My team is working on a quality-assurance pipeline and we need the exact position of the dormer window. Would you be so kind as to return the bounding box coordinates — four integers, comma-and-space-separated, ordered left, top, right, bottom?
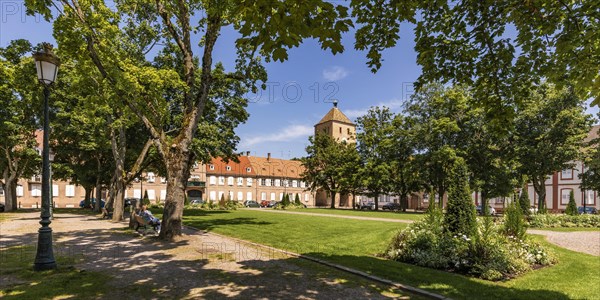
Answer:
209, 165, 215, 170
246, 167, 251, 172
226, 166, 232, 171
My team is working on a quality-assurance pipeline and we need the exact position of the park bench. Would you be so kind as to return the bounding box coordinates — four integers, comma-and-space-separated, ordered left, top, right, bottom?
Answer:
133, 213, 160, 235
101, 208, 112, 219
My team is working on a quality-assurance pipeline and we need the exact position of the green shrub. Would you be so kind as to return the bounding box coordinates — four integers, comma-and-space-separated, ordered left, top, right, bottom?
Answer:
519, 189, 530, 216
564, 191, 578, 216
527, 214, 600, 228
444, 159, 477, 237
282, 193, 291, 207
386, 212, 556, 281
503, 199, 527, 240
184, 195, 190, 206
294, 193, 301, 205
219, 193, 226, 208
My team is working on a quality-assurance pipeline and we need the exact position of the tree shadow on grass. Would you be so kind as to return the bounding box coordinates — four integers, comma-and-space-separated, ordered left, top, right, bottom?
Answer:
302, 253, 571, 300
183, 217, 272, 232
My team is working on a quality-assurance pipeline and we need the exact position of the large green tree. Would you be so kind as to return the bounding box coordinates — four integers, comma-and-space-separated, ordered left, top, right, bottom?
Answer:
302, 134, 359, 209
356, 107, 395, 211
405, 84, 472, 207
0, 40, 42, 211
26, 0, 352, 239
352, 1, 600, 116
515, 84, 592, 211
389, 114, 420, 212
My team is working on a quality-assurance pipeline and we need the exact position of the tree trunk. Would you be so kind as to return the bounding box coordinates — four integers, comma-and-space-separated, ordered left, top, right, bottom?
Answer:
329, 190, 336, 209
352, 193, 356, 210
84, 187, 93, 208
374, 194, 379, 210
159, 152, 192, 240
400, 194, 408, 212
533, 178, 546, 213
437, 186, 445, 208
3, 170, 18, 211
481, 190, 488, 216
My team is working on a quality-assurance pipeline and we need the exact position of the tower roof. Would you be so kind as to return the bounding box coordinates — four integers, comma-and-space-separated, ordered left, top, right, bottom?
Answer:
315, 105, 354, 126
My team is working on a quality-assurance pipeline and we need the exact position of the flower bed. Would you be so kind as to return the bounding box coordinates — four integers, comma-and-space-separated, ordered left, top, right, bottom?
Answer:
527, 214, 600, 228
384, 211, 556, 281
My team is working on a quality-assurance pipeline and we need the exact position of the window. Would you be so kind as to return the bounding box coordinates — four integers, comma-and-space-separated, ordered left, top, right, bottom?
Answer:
218, 176, 225, 185
226, 166, 232, 171
266, 179, 272, 186
147, 189, 156, 200
585, 190, 595, 205
209, 165, 215, 170
246, 178, 253, 186
52, 185, 59, 197
282, 179, 288, 187
65, 185, 75, 197
237, 177, 244, 186
209, 176, 217, 185
237, 192, 243, 201
229, 191, 234, 200
339, 127, 342, 133
161, 177, 167, 184
292, 180, 298, 188
193, 161, 199, 169
304, 194, 309, 202
16, 185, 24, 197
270, 192, 276, 201
260, 179, 266, 186
227, 176, 234, 186
31, 175, 42, 182
147, 172, 155, 183
261, 192, 267, 201
133, 189, 141, 199
274, 179, 281, 187
280, 193, 284, 200
561, 189, 573, 205
160, 190, 167, 200
300, 181, 305, 188
210, 191, 216, 201
561, 169, 573, 180
495, 197, 504, 204
30, 184, 42, 197
218, 191, 224, 200
247, 192, 253, 201
347, 128, 351, 135
246, 167, 251, 172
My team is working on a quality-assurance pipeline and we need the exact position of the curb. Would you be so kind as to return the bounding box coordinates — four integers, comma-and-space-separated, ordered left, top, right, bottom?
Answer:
183, 225, 450, 300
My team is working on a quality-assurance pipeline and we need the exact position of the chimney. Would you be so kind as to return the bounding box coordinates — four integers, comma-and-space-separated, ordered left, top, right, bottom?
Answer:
246, 151, 250, 156
267, 153, 271, 160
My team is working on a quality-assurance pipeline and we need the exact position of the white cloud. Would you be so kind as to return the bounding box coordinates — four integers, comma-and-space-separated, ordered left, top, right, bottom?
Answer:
322, 66, 349, 81
241, 124, 313, 147
344, 98, 405, 120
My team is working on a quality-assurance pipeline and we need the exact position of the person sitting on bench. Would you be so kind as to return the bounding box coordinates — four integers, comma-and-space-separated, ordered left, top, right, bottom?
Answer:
138, 204, 161, 231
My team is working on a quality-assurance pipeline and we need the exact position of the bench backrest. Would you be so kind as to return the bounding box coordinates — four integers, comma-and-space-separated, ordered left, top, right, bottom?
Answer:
134, 214, 149, 225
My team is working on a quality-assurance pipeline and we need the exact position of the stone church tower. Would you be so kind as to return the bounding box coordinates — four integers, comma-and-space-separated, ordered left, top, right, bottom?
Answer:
314, 100, 356, 143
313, 101, 356, 207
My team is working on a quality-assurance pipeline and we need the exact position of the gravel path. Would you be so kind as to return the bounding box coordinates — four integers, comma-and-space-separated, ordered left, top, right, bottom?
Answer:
247, 208, 415, 223
0, 212, 416, 299
527, 229, 600, 256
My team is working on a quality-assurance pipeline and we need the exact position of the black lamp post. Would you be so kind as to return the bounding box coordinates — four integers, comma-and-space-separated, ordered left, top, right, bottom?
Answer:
33, 43, 60, 271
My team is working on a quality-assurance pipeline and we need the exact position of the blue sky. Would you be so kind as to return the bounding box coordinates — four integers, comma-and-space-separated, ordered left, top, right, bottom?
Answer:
1, 2, 596, 159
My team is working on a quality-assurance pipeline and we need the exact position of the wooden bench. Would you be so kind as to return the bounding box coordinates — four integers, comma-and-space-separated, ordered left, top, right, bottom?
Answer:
133, 214, 160, 235
102, 208, 113, 219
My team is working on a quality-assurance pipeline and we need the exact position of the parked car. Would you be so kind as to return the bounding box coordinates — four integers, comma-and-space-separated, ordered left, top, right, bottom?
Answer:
382, 202, 402, 211
190, 199, 204, 206
267, 201, 279, 208
243, 200, 260, 208
476, 205, 496, 216
358, 202, 376, 210
79, 198, 105, 208
0, 202, 5, 212
260, 200, 270, 207
578, 206, 598, 214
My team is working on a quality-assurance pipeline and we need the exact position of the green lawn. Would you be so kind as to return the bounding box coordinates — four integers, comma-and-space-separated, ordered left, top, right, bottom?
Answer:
181, 209, 600, 300
0, 246, 110, 299
288, 207, 425, 221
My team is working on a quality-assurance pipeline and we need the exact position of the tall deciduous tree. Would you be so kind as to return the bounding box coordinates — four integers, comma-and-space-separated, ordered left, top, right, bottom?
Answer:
26, 0, 352, 239
352, 1, 600, 115
356, 107, 395, 211
302, 134, 359, 209
389, 114, 420, 212
0, 40, 42, 211
405, 84, 472, 207
515, 84, 592, 212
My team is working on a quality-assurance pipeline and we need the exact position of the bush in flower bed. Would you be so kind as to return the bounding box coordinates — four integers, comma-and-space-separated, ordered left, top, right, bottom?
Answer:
527, 213, 600, 228
384, 208, 556, 281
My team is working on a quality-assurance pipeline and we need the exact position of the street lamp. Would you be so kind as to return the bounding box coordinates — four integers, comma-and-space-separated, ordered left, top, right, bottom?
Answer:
33, 43, 60, 271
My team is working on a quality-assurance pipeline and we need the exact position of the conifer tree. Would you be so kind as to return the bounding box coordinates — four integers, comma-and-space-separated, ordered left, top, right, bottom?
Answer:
444, 158, 477, 236
565, 190, 578, 216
